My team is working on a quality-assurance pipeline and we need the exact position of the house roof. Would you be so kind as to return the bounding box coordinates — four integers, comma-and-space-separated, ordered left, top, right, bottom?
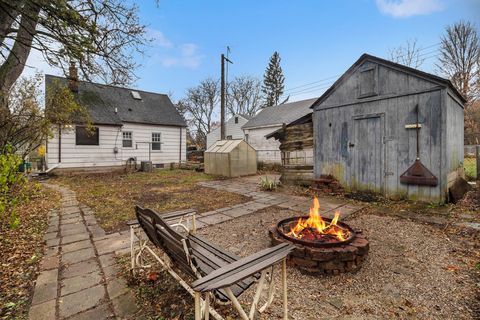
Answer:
45, 75, 187, 127
242, 98, 317, 129
311, 53, 466, 109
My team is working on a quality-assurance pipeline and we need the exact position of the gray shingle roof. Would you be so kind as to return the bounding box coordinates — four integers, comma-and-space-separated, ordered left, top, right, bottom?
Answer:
241, 98, 317, 129
45, 75, 187, 127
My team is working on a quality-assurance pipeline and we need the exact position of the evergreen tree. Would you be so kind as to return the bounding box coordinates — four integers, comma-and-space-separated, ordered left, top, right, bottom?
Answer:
262, 51, 285, 107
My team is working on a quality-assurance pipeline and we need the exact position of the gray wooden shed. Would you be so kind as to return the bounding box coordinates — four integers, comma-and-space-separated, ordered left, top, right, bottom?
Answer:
312, 54, 465, 203
204, 139, 257, 177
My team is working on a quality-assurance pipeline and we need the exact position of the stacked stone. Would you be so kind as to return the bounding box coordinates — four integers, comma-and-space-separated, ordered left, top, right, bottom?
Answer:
269, 227, 369, 275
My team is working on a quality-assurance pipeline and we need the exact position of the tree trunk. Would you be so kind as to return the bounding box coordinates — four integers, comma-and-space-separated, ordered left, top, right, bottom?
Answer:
0, 2, 40, 148
0, 2, 40, 102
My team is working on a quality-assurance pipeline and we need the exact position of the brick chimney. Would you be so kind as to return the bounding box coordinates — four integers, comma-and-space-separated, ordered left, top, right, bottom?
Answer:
68, 62, 78, 92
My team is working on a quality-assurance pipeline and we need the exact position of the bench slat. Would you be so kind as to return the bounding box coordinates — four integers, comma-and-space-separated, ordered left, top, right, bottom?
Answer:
192, 243, 293, 292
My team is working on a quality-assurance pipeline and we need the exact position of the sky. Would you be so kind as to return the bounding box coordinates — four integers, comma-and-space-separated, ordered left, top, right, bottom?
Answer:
23, 0, 480, 105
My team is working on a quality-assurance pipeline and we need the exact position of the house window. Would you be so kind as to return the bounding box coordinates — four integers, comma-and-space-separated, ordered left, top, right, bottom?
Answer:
358, 67, 377, 98
122, 131, 132, 148
235, 117, 239, 124
226, 135, 232, 140
75, 126, 99, 145
152, 132, 162, 150
245, 134, 249, 142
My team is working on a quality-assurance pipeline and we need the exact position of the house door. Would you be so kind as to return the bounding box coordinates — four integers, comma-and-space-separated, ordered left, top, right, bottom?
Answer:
353, 115, 383, 193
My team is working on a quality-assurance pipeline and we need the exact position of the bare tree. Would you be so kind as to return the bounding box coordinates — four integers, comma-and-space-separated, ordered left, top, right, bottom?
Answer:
437, 20, 480, 105
1, 74, 88, 156
178, 78, 219, 148
0, 1, 149, 112
389, 39, 425, 69
226, 75, 264, 117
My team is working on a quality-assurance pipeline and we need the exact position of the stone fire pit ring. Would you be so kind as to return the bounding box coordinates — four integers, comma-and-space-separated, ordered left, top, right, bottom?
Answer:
269, 221, 369, 275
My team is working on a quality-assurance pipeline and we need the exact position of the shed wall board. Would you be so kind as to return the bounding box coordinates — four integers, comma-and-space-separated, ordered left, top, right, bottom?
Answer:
313, 58, 462, 202
445, 90, 465, 187
46, 123, 186, 169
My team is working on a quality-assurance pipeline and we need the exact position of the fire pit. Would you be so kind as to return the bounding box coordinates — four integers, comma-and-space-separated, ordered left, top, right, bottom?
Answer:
269, 198, 369, 275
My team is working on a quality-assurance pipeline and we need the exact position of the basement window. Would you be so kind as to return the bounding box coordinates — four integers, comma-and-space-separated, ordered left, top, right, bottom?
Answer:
122, 131, 133, 148
358, 67, 378, 98
152, 132, 162, 150
75, 126, 99, 146
226, 135, 232, 140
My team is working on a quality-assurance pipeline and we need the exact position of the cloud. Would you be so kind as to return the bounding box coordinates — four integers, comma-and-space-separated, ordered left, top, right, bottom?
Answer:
148, 29, 173, 49
158, 43, 203, 69
146, 28, 203, 69
376, 0, 444, 18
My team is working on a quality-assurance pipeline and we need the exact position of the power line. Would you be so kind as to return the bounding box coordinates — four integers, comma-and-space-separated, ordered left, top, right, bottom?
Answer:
284, 74, 341, 92
283, 43, 441, 94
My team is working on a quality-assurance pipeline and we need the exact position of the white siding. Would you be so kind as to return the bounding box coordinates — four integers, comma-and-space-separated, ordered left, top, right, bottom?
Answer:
206, 115, 249, 149
243, 125, 282, 163
46, 123, 186, 169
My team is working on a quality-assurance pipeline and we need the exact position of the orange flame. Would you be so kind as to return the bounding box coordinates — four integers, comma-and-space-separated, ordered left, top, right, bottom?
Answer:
287, 197, 349, 242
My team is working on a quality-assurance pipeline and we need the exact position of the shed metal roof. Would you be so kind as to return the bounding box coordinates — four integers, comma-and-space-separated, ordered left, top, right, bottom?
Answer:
242, 98, 317, 129
45, 75, 187, 127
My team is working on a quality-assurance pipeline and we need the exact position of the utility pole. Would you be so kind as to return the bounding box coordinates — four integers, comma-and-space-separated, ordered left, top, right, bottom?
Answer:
221, 54, 225, 140
220, 52, 233, 140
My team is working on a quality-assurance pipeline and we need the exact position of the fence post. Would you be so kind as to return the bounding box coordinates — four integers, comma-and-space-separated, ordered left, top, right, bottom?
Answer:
476, 145, 480, 187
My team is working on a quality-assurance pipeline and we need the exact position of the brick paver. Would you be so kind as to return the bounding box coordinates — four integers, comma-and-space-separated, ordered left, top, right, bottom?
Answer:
29, 184, 138, 320
29, 175, 363, 320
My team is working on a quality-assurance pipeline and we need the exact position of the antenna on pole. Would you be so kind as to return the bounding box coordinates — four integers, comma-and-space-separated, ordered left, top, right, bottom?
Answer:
220, 47, 233, 140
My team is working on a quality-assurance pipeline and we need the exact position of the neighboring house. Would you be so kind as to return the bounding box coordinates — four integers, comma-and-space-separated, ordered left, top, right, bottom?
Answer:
45, 73, 187, 172
242, 98, 317, 163
206, 114, 251, 149
312, 53, 465, 203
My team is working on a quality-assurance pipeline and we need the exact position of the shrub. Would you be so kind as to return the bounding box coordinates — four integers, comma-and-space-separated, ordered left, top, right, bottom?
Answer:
259, 175, 279, 191
0, 148, 27, 228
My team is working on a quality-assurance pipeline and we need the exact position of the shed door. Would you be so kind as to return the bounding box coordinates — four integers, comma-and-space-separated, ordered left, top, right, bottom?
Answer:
353, 115, 383, 193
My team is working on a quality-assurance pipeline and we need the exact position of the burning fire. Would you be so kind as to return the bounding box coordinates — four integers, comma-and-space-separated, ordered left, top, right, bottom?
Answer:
287, 197, 350, 242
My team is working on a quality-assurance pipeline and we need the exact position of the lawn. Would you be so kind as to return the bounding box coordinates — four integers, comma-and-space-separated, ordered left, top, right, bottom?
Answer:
54, 169, 250, 232
0, 184, 61, 319
464, 157, 477, 180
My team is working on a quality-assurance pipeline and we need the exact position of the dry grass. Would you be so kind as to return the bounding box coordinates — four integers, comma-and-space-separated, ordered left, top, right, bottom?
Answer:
54, 169, 250, 232
0, 184, 61, 319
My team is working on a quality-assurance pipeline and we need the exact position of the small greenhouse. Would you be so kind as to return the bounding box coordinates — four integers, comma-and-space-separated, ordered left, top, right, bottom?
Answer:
204, 139, 257, 177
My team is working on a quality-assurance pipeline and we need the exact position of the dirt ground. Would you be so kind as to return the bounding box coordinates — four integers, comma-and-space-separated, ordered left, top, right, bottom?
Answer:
197, 206, 479, 320
54, 169, 250, 232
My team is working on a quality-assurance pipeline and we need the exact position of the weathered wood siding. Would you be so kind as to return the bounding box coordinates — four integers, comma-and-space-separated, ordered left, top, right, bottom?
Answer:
314, 59, 463, 202
445, 90, 465, 187
46, 123, 186, 169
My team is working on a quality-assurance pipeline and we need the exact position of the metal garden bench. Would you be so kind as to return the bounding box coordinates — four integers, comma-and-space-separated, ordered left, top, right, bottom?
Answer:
129, 205, 294, 320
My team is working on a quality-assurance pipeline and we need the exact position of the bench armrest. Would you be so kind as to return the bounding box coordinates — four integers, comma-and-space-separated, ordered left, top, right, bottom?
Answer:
192, 243, 293, 292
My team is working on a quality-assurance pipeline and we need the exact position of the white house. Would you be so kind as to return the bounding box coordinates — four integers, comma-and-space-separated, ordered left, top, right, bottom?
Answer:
206, 114, 251, 149
241, 98, 317, 163
45, 74, 187, 172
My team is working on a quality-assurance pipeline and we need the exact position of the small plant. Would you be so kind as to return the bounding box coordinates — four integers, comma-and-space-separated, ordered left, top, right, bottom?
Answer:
0, 146, 28, 228
259, 175, 279, 191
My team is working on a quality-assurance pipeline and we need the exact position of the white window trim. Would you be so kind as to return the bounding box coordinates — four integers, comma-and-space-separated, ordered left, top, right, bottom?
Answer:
151, 132, 162, 151
122, 131, 133, 149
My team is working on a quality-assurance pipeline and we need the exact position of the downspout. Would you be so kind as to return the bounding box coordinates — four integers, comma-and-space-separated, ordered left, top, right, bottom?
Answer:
179, 127, 182, 163
58, 124, 62, 163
